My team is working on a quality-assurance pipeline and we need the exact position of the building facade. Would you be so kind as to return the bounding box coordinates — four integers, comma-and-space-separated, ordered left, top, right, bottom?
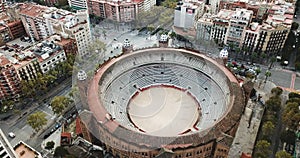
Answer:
0, 55, 21, 100
174, 0, 204, 29
69, 0, 88, 10
196, 1, 293, 57
16, 3, 91, 57
0, 13, 26, 46
87, 0, 142, 22
224, 8, 253, 47
30, 40, 67, 74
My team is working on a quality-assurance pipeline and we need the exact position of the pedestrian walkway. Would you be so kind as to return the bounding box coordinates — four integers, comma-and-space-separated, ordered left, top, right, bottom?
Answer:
228, 80, 276, 157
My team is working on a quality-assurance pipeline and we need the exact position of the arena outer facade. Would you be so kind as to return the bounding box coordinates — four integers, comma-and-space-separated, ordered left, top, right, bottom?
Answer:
79, 47, 246, 158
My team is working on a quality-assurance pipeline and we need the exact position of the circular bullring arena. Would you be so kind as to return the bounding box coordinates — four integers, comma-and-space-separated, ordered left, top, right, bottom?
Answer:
83, 47, 246, 158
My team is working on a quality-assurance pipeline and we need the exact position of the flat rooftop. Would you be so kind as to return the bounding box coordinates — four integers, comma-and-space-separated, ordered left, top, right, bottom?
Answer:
14, 142, 41, 158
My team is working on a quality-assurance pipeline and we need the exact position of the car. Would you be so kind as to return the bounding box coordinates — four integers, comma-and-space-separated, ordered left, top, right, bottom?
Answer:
8, 132, 15, 138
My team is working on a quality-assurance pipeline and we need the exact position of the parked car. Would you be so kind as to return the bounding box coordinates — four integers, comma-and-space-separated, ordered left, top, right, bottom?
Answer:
8, 132, 15, 138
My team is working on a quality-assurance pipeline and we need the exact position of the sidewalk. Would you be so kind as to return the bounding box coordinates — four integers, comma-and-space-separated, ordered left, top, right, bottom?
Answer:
228, 80, 276, 157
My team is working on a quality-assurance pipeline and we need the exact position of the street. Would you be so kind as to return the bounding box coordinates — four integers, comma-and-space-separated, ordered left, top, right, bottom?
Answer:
0, 79, 72, 152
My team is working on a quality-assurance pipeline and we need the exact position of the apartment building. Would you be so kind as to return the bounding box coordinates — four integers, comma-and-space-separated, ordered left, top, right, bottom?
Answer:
0, 35, 69, 100
143, 0, 156, 11
69, 0, 88, 10
0, 55, 21, 100
1, 43, 40, 81
0, 129, 18, 158
0, 13, 26, 46
174, 0, 205, 29
29, 40, 66, 74
87, 0, 156, 22
196, 1, 293, 56
16, 3, 91, 57
0, 0, 7, 14
49, 34, 78, 56
225, 8, 253, 47
196, 10, 232, 43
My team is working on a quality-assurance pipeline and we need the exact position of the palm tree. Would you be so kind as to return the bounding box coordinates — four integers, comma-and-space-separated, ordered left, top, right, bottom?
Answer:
251, 52, 258, 63
255, 68, 261, 80
235, 47, 241, 59
242, 46, 250, 60
264, 70, 271, 83
268, 57, 276, 69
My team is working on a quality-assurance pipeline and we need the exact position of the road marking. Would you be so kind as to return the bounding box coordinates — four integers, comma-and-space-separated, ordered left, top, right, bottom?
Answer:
290, 73, 296, 89
38, 108, 53, 116
21, 125, 27, 130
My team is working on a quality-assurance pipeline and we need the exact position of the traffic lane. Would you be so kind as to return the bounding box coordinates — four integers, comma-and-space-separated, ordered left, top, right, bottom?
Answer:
259, 68, 292, 88
294, 76, 300, 90
9, 124, 32, 147
40, 105, 77, 141
270, 69, 293, 88
8, 106, 55, 147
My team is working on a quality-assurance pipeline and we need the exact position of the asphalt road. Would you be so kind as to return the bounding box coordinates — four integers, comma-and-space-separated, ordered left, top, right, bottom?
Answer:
0, 79, 72, 152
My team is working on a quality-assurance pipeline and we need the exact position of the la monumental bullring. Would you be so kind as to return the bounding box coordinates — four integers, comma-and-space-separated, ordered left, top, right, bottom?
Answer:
76, 47, 247, 158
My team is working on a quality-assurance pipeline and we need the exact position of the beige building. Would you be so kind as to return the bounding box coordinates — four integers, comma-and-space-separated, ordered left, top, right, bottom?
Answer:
15, 3, 91, 57
28, 40, 67, 74
196, 1, 293, 56
87, 0, 156, 22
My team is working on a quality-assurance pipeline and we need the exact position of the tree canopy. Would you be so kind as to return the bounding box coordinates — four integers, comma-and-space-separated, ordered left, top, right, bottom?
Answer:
271, 87, 283, 96
280, 130, 296, 145
27, 111, 47, 132
275, 150, 293, 158
45, 141, 55, 150
282, 102, 300, 131
262, 121, 275, 137
254, 140, 271, 158
54, 146, 69, 158
51, 96, 72, 115
292, 22, 299, 30
265, 96, 281, 112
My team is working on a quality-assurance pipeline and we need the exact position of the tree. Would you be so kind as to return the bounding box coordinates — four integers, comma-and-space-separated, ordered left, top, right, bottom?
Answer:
235, 47, 241, 59
27, 111, 47, 132
170, 32, 177, 39
262, 121, 275, 136
271, 87, 283, 96
275, 150, 293, 158
161, 0, 177, 8
269, 57, 276, 69
280, 130, 296, 145
254, 140, 271, 158
51, 96, 72, 115
54, 146, 69, 158
88, 38, 106, 55
21, 80, 36, 98
292, 22, 299, 30
251, 52, 258, 63
255, 68, 261, 80
158, 8, 174, 27
289, 92, 300, 99
45, 141, 55, 150
282, 102, 300, 130
264, 70, 271, 83
265, 96, 281, 112
242, 46, 251, 59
